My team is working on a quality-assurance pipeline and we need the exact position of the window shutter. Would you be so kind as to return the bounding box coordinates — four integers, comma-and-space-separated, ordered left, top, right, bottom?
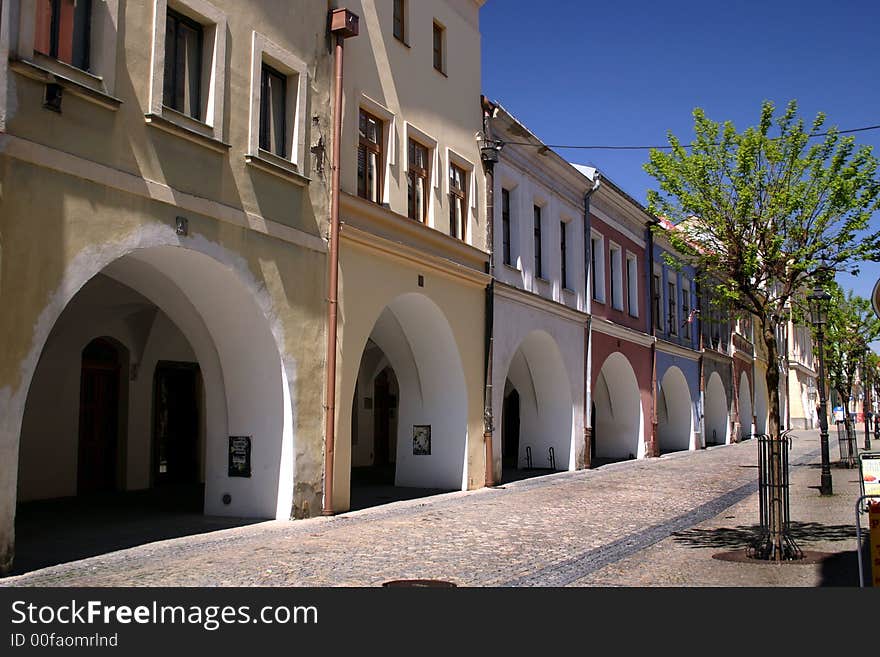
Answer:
34, 0, 54, 55
56, 0, 76, 64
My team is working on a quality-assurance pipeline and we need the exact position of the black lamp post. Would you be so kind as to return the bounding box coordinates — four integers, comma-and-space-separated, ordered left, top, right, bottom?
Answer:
808, 284, 833, 496
862, 341, 872, 451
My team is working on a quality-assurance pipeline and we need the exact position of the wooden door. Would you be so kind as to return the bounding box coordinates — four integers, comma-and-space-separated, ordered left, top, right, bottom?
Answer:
78, 340, 121, 494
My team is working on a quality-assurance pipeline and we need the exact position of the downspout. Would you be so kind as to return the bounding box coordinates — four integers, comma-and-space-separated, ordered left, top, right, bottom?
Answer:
697, 281, 705, 448
583, 173, 601, 468
480, 95, 502, 487
646, 220, 659, 457
322, 8, 358, 516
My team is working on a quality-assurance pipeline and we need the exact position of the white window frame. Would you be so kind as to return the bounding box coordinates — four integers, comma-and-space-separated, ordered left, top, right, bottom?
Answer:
148, 0, 228, 142
626, 251, 639, 317
246, 32, 309, 177
446, 147, 475, 242
9, 0, 121, 100
359, 94, 396, 205
609, 242, 623, 311
590, 231, 606, 304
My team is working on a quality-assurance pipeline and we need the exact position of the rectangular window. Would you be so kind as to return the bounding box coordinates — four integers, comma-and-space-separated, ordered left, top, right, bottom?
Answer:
358, 109, 384, 204
393, 0, 406, 42
534, 205, 543, 279
35, 0, 91, 71
501, 188, 512, 266
626, 254, 639, 317
259, 63, 286, 157
433, 22, 445, 73
591, 235, 605, 303
682, 280, 691, 339
560, 221, 568, 289
407, 138, 429, 222
667, 280, 678, 336
163, 8, 204, 120
610, 244, 623, 311
449, 162, 467, 239
653, 273, 662, 331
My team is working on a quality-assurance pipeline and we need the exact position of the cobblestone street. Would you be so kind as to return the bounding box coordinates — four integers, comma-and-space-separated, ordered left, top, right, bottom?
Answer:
1, 430, 865, 587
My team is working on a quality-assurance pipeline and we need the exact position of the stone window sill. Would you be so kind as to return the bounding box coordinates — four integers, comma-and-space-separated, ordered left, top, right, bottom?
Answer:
145, 110, 230, 154
245, 151, 310, 187
10, 58, 122, 111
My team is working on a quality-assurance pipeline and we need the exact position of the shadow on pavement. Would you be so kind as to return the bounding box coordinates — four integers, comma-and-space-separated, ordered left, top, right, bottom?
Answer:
672, 521, 857, 550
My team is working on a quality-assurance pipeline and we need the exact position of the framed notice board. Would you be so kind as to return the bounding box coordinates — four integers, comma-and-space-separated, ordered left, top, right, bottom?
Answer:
859, 452, 880, 501
229, 436, 252, 477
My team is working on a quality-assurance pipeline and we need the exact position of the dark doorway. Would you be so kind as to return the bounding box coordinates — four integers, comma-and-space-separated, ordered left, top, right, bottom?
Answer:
373, 368, 393, 468
153, 362, 201, 486
590, 402, 597, 462
502, 389, 520, 469
77, 338, 122, 494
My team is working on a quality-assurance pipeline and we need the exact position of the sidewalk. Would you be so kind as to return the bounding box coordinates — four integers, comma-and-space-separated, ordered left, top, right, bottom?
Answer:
1, 428, 870, 587
573, 429, 869, 586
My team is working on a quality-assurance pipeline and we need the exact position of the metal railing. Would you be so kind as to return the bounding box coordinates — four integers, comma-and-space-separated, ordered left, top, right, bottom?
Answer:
749, 432, 803, 561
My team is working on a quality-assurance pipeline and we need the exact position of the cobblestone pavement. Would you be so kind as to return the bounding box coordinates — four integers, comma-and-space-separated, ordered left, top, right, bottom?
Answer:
1, 429, 865, 587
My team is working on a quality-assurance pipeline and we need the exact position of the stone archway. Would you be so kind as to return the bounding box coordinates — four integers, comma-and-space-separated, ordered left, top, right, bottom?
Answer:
705, 371, 730, 445
739, 371, 753, 440
657, 366, 693, 453
593, 352, 644, 460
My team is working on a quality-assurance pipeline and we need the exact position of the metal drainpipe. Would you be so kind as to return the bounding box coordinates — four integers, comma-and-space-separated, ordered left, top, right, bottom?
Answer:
646, 220, 658, 457
323, 8, 358, 516
480, 96, 500, 487
583, 174, 600, 468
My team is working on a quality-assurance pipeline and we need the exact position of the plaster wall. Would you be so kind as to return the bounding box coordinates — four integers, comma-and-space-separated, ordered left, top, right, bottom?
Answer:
589, 214, 647, 332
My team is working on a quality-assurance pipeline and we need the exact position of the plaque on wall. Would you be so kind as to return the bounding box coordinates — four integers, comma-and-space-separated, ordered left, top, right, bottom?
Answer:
413, 425, 431, 456
229, 436, 252, 477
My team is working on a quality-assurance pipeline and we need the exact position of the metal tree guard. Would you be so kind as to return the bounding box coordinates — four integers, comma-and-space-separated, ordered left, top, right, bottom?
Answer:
749, 432, 803, 561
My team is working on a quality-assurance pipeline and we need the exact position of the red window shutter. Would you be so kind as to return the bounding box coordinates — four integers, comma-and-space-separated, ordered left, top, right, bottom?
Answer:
56, 0, 76, 64
34, 0, 53, 55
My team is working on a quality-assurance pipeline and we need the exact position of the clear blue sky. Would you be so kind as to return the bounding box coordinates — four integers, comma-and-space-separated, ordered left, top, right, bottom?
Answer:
480, 0, 880, 308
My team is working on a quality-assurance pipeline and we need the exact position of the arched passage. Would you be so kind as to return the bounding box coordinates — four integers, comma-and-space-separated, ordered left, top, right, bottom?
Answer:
705, 371, 730, 445
593, 352, 643, 460
499, 330, 573, 479
657, 366, 693, 453
348, 293, 468, 507
739, 372, 753, 440
13, 245, 294, 573
755, 372, 769, 435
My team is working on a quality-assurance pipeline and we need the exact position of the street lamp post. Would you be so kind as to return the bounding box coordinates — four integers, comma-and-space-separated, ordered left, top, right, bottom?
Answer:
862, 342, 871, 451
808, 284, 833, 496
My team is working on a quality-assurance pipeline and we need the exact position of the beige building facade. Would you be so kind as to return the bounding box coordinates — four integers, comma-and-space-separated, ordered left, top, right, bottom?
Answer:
0, 0, 336, 573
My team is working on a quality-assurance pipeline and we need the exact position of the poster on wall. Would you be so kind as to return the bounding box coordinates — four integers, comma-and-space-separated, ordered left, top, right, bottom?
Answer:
413, 425, 431, 456
860, 452, 880, 500
229, 436, 252, 477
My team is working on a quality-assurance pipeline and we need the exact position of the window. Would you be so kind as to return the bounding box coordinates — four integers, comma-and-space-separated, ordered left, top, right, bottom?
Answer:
147, 0, 228, 142
163, 8, 203, 120
432, 21, 445, 74
590, 234, 605, 303
449, 162, 467, 239
682, 279, 691, 339
359, 109, 384, 203
393, 0, 407, 43
35, 0, 92, 71
534, 205, 543, 279
259, 63, 286, 156
667, 279, 678, 336
626, 253, 639, 317
560, 221, 568, 289
247, 32, 309, 174
653, 272, 662, 331
407, 138, 429, 222
501, 188, 512, 266
610, 244, 623, 310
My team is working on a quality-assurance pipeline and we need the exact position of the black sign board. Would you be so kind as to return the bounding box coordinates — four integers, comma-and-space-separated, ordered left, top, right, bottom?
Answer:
228, 436, 252, 477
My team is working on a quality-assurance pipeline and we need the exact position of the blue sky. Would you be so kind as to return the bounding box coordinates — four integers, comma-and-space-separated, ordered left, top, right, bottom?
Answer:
480, 0, 880, 306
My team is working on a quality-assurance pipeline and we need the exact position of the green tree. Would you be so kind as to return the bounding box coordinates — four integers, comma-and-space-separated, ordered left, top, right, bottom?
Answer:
645, 100, 880, 561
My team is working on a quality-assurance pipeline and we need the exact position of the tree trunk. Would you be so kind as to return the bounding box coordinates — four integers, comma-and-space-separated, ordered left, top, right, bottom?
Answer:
761, 321, 787, 562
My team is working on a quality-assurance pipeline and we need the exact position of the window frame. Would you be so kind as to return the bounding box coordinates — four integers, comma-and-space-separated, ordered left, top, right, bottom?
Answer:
560, 220, 569, 290
626, 251, 639, 318
652, 268, 662, 332
163, 7, 204, 120
247, 32, 310, 176
682, 278, 691, 339
501, 188, 512, 266
448, 161, 467, 240
147, 0, 228, 143
392, 0, 408, 44
609, 242, 624, 311
358, 108, 385, 205
590, 232, 606, 304
34, 0, 92, 71
667, 278, 679, 336
407, 137, 430, 223
534, 204, 544, 280
432, 20, 446, 75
